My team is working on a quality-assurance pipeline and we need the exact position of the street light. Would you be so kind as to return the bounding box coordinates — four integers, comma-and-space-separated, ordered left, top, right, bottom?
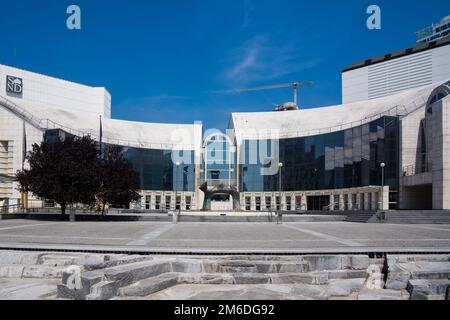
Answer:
380, 162, 386, 211
173, 161, 181, 223
277, 162, 283, 224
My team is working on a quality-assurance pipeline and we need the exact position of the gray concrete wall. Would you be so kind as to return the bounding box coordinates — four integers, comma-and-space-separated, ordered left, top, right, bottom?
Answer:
431, 97, 450, 209
398, 107, 427, 209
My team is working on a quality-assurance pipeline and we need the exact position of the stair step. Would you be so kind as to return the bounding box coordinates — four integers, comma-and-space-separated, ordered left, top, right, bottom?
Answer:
118, 273, 179, 297
103, 260, 171, 286
86, 281, 118, 300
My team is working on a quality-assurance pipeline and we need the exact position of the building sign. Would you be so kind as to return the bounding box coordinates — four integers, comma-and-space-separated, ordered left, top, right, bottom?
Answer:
6, 75, 23, 95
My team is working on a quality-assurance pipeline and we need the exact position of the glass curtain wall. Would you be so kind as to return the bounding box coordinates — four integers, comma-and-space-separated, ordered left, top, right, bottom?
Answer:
240, 116, 399, 194
123, 148, 195, 192
44, 130, 196, 192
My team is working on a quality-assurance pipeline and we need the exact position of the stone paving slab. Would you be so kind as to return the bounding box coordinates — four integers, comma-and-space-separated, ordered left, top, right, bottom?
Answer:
0, 278, 59, 300
118, 283, 332, 300
0, 220, 450, 252
1, 250, 449, 300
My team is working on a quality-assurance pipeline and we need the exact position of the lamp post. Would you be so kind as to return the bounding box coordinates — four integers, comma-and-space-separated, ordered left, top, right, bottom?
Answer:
173, 161, 180, 223
277, 162, 283, 224
380, 162, 386, 211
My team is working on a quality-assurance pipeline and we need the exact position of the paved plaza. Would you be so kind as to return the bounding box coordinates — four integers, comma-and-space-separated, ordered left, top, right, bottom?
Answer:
0, 219, 450, 252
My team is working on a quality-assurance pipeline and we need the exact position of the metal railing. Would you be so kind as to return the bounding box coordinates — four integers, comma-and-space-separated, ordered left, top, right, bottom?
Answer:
403, 162, 431, 177
0, 204, 23, 214
236, 95, 429, 140
0, 94, 195, 150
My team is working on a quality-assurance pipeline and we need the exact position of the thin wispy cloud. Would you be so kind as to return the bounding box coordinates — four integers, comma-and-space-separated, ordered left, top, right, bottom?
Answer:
241, 0, 254, 29
222, 34, 321, 88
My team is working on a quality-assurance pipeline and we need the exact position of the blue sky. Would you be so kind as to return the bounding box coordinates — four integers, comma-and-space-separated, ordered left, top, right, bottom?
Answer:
1, 1, 449, 129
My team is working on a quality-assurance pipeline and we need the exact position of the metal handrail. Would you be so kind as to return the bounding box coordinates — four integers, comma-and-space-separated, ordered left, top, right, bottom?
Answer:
0, 204, 23, 214
0, 94, 195, 150
403, 162, 431, 177
236, 95, 428, 140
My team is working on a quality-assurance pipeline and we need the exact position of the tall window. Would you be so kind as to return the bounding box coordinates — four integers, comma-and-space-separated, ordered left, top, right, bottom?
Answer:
203, 133, 236, 188
240, 116, 399, 196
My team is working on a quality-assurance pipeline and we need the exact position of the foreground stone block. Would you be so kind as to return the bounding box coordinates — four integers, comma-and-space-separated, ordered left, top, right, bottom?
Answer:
57, 268, 103, 299
0, 251, 42, 265
358, 289, 407, 300
85, 281, 119, 300
171, 259, 203, 273
79, 255, 107, 270
327, 278, 366, 297
270, 272, 328, 285
233, 273, 270, 284
0, 265, 25, 278
178, 273, 235, 285
119, 273, 179, 297
351, 256, 370, 270
219, 261, 258, 273
254, 262, 277, 273
303, 255, 350, 271
101, 255, 151, 270
104, 260, 171, 286
385, 272, 411, 290
22, 265, 64, 279
327, 270, 368, 280
407, 279, 450, 300
277, 262, 310, 273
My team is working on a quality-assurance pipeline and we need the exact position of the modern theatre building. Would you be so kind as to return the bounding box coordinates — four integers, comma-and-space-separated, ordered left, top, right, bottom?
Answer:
1, 38, 450, 212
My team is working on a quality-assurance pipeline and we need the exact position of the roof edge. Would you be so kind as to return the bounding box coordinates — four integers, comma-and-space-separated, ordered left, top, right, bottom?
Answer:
342, 36, 450, 73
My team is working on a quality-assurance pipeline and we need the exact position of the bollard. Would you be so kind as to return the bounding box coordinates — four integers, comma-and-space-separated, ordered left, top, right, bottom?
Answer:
172, 211, 181, 224
276, 211, 283, 224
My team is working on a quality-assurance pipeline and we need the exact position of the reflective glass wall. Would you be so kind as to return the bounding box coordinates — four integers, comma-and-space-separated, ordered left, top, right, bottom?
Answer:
202, 134, 236, 186
44, 130, 196, 192
123, 148, 195, 192
240, 116, 399, 194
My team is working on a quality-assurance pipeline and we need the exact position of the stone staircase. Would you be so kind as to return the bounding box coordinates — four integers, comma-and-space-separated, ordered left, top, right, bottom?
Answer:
57, 255, 374, 300
385, 254, 450, 300
384, 211, 450, 224
344, 211, 378, 223
2, 250, 449, 300
0, 250, 152, 299
0, 251, 87, 279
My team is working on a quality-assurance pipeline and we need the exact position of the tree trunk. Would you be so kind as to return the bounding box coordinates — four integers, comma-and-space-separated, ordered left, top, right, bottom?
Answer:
61, 204, 66, 215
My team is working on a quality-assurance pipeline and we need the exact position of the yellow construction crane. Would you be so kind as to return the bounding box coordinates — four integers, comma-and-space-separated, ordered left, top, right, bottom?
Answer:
235, 81, 313, 111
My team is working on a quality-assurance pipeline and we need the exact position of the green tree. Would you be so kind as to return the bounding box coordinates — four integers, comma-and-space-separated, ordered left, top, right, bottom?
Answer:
97, 145, 141, 214
16, 135, 100, 215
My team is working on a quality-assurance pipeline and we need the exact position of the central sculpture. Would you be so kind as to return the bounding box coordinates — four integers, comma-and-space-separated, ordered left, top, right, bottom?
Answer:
200, 182, 240, 211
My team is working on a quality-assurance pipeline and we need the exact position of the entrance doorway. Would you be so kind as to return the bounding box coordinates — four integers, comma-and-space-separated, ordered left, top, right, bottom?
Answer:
210, 194, 233, 211
403, 185, 432, 209
307, 196, 330, 211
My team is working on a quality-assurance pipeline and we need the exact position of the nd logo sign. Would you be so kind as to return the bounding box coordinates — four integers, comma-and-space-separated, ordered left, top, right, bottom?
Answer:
6, 75, 23, 95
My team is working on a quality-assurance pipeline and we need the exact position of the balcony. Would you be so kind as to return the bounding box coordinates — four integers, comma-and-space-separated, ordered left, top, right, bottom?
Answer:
402, 163, 430, 177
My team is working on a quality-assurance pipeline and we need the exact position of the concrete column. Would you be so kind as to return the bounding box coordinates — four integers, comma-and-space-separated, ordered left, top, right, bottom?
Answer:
301, 194, 307, 211
329, 195, 334, 211
371, 192, 376, 210
339, 193, 345, 211
364, 193, 369, 210
355, 194, 361, 211
431, 98, 450, 209
380, 186, 389, 210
